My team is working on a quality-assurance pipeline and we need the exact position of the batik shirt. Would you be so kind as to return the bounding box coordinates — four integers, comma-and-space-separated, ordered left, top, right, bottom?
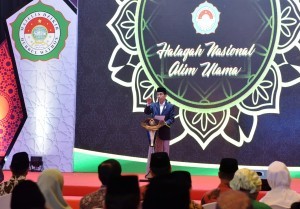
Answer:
80, 185, 106, 209
201, 182, 232, 205
0, 175, 26, 196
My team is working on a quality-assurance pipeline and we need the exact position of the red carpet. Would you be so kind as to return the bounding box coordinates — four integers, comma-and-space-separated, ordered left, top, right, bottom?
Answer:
3, 171, 300, 209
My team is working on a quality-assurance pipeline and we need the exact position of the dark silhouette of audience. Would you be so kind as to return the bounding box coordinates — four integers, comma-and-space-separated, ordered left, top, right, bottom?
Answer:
0, 165, 3, 183
11, 180, 46, 209
80, 159, 122, 209
291, 202, 300, 209
140, 152, 171, 200
172, 171, 202, 209
0, 152, 29, 196
105, 175, 140, 209
201, 158, 238, 205
3, 155, 300, 209
142, 172, 190, 209
149, 152, 171, 177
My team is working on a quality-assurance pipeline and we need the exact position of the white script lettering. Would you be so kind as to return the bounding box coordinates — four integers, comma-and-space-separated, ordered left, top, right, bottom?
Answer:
169, 61, 198, 77
205, 42, 256, 58
157, 42, 205, 62
201, 62, 242, 77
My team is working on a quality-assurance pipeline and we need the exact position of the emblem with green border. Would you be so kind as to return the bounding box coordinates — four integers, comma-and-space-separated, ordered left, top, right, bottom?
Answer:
11, 1, 70, 61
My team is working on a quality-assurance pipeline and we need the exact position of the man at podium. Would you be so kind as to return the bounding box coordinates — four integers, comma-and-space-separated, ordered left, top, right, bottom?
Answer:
144, 87, 175, 177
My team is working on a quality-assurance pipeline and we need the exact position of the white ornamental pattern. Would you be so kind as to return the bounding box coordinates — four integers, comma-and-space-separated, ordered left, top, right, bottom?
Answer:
107, 0, 300, 149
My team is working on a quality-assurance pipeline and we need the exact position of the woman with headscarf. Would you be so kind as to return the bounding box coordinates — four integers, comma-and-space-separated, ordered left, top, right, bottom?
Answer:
230, 168, 271, 209
259, 161, 300, 208
37, 169, 72, 209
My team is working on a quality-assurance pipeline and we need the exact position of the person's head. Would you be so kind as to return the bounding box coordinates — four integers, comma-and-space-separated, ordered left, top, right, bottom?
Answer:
230, 168, 262, 200
105, 175, 140, 209
143, 173, 190, 209
216, 190, 253, 209
10, 152, 29, 177
291, 202, 300, 209
218, 158, 238, 181
267, 161, 291, 189
11, 180, 46, 209
150, 152, 171, 177
171, 170, 192, 189
98, 159, 122, 185
37, 169, 69, 209
156, 87, 167, 104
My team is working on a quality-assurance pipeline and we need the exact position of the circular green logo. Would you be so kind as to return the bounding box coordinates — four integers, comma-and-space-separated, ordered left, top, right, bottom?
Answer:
11, 2, 70, 61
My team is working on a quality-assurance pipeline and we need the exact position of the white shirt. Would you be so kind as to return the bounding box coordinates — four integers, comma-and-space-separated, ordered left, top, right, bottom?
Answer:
159, 101, 165, 114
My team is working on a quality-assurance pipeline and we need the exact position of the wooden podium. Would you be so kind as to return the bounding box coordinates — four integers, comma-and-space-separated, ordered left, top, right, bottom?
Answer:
141, 118, 164, 148
141, 118, 164, 179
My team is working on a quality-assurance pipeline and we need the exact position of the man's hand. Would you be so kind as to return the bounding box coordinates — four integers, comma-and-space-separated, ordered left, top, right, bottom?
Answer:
146, 97, 152, 105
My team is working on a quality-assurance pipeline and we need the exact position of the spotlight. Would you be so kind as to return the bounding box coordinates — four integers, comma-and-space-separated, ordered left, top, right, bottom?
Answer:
30, 156, 43, 172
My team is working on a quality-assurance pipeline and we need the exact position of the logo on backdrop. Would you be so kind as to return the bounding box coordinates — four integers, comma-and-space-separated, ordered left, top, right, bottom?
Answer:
11, 1, 70, 61
192, 1, 220, 34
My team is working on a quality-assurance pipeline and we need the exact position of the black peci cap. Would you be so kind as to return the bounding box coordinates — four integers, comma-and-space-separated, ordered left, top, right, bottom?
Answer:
219, 158, 238, 174
150, 152, 170, 169
11, 152, 29, 171
107, 175, 140, 195
157, 87, 167, 94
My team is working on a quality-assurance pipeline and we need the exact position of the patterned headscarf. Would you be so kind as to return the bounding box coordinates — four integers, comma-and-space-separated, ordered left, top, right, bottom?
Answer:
230, 168, 262, 194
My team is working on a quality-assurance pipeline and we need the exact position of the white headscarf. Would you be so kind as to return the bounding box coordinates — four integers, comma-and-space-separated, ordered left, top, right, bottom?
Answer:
37, 169, 72, 209
230, 168, 262, 194
266, 161, 291, 189
259, 161, 300, 207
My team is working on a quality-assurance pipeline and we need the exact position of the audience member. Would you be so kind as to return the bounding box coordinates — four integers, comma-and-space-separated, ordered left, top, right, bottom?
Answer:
105, 175, 140, 209
149, 152, 171, 177
80, 159, 122, 209
230, 168, 271, 209
259, 161, 300, 208
142, 173, 190, 209
172, 171, 202, 209
11, 180, 47, 209
37, 168, 72, 209
0, 165, 4, 183
291, 202, 300, 209
216, 190, 253, 209
140, 152, 171, 200
0, 152, 29, 196
201, 158, 238, 205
